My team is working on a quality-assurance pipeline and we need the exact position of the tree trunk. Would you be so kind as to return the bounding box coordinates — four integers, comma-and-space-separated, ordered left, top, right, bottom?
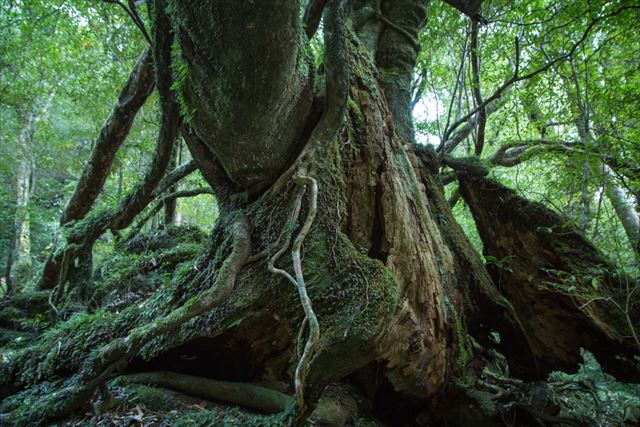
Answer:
39, 48, 155, 291
5, 1, 638, 425
5, 95, 53, 291
163, 143, 179, 227
458, 165, 639, 377
601, 163, 640, 258
4, 115, 35, 292
564, 62, 640, 258
59, 47, 155, 226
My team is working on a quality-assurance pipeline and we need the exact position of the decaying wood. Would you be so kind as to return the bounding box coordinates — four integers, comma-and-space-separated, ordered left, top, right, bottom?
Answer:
458, 167, 638, 377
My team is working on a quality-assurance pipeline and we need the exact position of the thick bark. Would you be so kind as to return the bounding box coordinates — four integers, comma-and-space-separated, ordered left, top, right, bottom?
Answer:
458, 168, 638, 377
375, 0, 428, 144
168, 0, 315, 192
5, 4, 499, 422
60, 47, 155, 225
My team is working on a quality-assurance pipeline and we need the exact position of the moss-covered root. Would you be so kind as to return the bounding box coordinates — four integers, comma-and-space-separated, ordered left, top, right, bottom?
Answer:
119, 372, 367, 426
119, 372, 292, 414
11, 214, 252, 424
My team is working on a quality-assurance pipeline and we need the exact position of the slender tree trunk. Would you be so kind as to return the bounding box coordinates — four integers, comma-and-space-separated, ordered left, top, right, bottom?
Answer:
5, 114, 36, 291
163, 143, 179, 227
563, 62, 639, 257
5, 95, 53, 290
601, 163, 640, 258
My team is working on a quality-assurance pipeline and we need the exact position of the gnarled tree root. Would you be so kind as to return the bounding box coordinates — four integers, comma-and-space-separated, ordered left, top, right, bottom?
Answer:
119, 371, 366, 426
9, 214, 252, 424
118, 371, 292, 414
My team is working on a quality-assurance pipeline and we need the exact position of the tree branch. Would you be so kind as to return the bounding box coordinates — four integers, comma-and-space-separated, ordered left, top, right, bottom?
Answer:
440, 6, 639, 151
152, 159, 198, 199
470, 19, 486, 156
60, 47, 155, 225
101, 0, 151, 44
303, 0, 328, 39
127, 187, 213, 239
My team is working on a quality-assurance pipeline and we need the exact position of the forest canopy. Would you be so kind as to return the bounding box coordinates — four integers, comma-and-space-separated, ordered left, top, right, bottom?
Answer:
0, 0, 638, 426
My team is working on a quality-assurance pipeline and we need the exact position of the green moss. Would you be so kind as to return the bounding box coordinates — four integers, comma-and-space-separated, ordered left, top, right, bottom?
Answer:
449, 299, 472, 369
116, 383, 186, 412
348, 96, 364, 123
169, 406, 288, 427
0, 380, 64, 426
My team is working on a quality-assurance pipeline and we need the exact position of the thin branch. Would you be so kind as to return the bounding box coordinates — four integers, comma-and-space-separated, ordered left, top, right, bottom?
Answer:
152, 159, 198, 199
101, 0, 151, 44
127, 187, 213, 239
442, 34, 470, 145
303, 0, 328, 39
470, 19, 486, 156
440, 6, 640, 150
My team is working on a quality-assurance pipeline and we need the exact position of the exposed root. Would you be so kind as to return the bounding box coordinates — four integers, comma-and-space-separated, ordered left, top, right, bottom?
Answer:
29, 213, 252, 422
51, 242, 84, 311
290, 175, 321, 415
268, 188, 304, 288
118, 372, 369, 426
296, 316, 308, 360
118, 371, 292, 414
266, 175, 321, 417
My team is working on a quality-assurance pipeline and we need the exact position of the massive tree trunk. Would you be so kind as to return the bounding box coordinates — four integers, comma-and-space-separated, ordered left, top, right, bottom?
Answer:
2, 1, 637, 425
